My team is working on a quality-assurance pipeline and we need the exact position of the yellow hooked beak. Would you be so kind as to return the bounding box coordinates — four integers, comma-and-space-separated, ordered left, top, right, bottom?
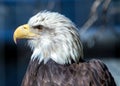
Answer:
13, 24, 37, 44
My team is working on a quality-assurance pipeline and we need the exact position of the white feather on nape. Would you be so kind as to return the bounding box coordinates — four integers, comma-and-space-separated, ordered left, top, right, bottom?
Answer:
27, 11, 83, 64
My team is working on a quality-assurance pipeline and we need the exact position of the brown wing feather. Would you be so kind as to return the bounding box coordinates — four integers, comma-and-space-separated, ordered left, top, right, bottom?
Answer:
21, 59, 116, 86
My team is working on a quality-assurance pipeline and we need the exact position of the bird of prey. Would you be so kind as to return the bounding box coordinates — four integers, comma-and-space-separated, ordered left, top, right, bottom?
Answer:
13, 11, 116, 86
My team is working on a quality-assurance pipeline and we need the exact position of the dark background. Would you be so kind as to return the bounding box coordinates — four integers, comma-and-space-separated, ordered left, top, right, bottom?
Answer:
0, 0, 120, 86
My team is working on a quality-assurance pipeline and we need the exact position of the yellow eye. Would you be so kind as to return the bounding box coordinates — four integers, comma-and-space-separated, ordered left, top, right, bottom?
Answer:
33, 25, 43, 30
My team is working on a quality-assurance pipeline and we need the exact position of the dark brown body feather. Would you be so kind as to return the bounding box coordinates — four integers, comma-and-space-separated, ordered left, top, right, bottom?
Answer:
21, 59, 116, 86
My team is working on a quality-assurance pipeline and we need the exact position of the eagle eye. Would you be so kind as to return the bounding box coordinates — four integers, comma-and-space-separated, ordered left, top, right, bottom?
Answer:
33, 25, 43, 30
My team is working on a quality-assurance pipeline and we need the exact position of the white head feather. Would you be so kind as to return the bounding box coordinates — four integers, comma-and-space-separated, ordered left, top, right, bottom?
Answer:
27, 11, 83, 64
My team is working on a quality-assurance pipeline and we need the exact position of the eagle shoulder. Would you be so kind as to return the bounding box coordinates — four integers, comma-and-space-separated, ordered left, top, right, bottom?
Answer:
21, 59, 116, 86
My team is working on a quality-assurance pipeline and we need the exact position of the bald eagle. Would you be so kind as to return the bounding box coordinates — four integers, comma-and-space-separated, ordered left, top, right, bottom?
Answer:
13, 11, 116, 86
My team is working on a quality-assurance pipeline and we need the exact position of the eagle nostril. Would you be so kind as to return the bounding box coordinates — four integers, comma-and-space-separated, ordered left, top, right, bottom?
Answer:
23, 26, 28, 30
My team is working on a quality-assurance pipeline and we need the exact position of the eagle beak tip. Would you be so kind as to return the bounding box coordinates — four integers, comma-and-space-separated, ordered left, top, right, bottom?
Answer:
13, 36, 17, 44
14, 40, 17, 44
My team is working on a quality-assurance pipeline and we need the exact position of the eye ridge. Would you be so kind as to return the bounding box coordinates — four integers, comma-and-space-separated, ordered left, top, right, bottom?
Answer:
33, 25, 43, 30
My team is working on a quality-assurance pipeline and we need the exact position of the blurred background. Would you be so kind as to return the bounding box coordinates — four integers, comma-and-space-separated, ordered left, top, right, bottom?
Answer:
0, 0, 120, 86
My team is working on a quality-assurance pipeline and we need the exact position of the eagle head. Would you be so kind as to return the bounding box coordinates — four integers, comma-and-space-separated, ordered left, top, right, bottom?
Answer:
13, 11, 83, 64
